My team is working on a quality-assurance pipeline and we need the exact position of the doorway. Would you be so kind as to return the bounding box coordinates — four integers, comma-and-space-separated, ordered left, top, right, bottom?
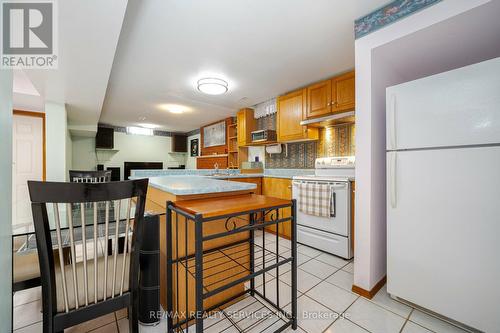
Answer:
12, 110, 45, 231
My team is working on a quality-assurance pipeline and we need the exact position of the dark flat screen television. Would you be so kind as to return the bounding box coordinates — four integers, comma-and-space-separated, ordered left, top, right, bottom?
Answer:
96, 127, 114, 149
124, 162, 163, 180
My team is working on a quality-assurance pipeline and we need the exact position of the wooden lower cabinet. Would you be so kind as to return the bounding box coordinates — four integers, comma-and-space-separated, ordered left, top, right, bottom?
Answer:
226, 177, 262, 195
262, 177, 292, 239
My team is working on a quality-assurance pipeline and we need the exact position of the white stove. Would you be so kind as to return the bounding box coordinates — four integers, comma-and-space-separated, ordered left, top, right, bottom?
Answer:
292, 156, 355, 259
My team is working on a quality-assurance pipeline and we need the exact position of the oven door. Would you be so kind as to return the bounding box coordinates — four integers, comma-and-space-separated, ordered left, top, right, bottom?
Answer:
292, 180, 350, 237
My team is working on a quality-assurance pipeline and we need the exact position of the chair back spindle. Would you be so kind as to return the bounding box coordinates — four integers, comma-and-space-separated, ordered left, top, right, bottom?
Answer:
69, 170, 112, 183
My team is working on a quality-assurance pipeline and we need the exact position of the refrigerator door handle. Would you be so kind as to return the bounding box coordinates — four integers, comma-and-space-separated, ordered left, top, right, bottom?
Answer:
390, 152, 397, 208
389, 94, 397, 150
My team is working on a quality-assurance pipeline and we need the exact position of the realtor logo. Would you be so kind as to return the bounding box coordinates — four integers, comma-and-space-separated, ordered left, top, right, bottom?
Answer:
1, 0, 58, 68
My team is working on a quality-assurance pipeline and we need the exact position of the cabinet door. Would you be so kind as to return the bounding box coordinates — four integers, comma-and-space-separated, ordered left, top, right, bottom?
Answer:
237, 110, 246, 147
262, 177, 292, 238
237, 108, 255, 147
229, 177, 262, 195
306, 79, 331, 119
332, 71, 355, 113
278, 89, 307, 141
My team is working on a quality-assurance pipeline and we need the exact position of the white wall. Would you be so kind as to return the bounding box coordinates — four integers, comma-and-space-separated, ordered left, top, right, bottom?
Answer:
186, 133, 200, 169
354, 0, 491, 291
66, 127, 73, 174
45, 102, 71, 181
73, 131, 187, 179
0, 69, 13, 331
248, 146, 265, 164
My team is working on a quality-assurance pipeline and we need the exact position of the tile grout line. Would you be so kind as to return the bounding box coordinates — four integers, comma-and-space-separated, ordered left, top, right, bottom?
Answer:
12, 297, 42, 309
13, 320, 43, 332
114, 311, 121, 333
12, 292, 42, 308
399, 318, 410, 333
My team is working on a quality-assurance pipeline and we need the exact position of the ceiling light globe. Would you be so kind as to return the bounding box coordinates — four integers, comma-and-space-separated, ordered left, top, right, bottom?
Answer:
197, 78, 228, 95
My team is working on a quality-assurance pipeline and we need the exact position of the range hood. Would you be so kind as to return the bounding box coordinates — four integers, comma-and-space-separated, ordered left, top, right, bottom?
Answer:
300, 111, 355, 127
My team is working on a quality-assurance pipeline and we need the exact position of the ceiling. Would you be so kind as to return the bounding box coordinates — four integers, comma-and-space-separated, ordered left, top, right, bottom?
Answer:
18, 0, 128, 129
99, 0, 389, 132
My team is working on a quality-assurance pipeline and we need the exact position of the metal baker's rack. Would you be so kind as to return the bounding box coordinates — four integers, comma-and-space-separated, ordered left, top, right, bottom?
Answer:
166, 198, 298, 333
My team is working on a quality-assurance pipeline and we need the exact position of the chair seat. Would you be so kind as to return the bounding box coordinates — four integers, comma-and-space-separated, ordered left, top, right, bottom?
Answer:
55, 254, 130, 312
13, 252, 40, 283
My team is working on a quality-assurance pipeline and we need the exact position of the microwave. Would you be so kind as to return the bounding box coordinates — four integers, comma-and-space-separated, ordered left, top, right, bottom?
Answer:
251, 129, 277, 143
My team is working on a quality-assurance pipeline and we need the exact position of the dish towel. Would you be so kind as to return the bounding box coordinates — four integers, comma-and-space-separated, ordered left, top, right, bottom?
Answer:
297, 182, 334, 218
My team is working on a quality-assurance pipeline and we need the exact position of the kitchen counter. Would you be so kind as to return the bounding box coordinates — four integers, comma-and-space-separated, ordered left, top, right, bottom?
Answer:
147, 175, 256, 196
131, 168, 315, 180
210, 173, 263, 179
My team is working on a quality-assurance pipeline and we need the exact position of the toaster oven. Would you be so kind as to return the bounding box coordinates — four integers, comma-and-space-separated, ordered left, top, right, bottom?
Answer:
251, 129, 277, 143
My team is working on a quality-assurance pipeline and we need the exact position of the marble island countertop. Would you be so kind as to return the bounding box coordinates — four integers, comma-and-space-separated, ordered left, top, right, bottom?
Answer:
147, 176, 257, 195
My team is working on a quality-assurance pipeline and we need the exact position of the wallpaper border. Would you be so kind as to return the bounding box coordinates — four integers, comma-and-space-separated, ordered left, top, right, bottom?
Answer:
355, 0, 443, 39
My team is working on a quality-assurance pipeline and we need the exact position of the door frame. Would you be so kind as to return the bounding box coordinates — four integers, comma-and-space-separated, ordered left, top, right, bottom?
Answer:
12, 110, 46, 181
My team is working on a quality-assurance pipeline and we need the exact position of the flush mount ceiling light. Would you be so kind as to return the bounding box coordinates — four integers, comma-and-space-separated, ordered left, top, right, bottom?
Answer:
197, 78, 228, 95
158, 104, 191, 114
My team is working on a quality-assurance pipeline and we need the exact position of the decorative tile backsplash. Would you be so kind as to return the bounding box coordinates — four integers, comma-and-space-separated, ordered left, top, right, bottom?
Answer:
265, 123, 355, 169
318, 124, 356, 157
266, 141, 318, 169
256, 114, 276, 131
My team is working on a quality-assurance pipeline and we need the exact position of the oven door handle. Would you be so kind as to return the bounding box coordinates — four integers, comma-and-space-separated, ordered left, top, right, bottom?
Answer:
330, 191, 336, 218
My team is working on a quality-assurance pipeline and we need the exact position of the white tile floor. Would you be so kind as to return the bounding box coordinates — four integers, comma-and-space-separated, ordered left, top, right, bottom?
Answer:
13, 233, 471, 333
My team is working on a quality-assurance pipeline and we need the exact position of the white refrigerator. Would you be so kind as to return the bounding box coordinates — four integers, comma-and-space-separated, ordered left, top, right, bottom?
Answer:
386, 57, 500, 332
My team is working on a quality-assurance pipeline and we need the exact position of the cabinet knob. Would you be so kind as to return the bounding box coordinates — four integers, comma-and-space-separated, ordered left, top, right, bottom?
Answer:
327, 102, 331, 106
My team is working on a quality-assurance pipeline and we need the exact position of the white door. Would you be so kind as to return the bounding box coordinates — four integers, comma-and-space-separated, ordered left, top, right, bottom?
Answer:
12, 114, 43, 229
386, 57, 500, 150
387, 146, 500, 332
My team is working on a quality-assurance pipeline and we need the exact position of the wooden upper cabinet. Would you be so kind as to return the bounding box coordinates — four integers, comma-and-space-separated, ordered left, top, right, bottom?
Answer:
306, 79, 332, 119
305, 70, 355, 119
332, 71, 355, 113
278, 89, 318, 142
237, 108, 255, 147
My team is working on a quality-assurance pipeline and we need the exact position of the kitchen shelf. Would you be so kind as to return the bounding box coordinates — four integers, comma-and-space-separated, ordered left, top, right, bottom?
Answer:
246, 140, 278, 146
228, 136, 237, 139
196, 154, 229, 158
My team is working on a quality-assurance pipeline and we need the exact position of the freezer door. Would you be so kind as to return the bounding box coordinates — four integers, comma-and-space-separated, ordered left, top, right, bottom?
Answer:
387, 147, 500, 332
386, 57, 500, 151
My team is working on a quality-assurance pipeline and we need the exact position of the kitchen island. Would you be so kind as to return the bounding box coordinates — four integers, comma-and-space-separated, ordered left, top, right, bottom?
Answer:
141, 176, 257, 311
141, 175, 297, 332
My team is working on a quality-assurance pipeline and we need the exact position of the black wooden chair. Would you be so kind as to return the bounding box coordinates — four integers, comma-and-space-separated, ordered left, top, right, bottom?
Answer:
69, 170, 112, 183
12, 170, 112, 293
28, 179, 148, 333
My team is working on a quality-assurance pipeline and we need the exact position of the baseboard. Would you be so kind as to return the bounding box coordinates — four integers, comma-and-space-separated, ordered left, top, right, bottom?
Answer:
352, 276, 386, 299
